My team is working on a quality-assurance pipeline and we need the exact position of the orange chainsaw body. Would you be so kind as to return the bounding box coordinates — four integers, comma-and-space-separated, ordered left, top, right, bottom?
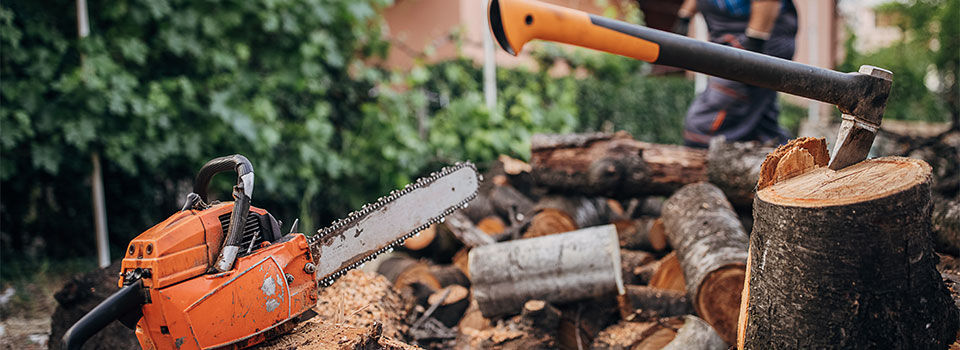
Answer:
119, 202, 318, 350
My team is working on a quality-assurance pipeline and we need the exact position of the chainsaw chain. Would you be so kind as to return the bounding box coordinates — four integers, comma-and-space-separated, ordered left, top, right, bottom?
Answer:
308, 162, 479, 287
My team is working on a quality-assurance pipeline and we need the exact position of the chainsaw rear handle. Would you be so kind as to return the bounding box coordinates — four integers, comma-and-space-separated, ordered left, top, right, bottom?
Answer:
488, 0, 891, 123
62, 279, 145, 350
193, 154, 254, 202
192, 154, 256, 272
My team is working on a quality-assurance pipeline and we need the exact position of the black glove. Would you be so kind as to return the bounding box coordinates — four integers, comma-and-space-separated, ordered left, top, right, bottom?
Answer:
742, 35, 766, 53
672, 16, 691, 36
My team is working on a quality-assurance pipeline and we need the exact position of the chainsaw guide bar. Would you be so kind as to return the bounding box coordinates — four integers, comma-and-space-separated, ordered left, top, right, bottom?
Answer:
309, 162, 480, 287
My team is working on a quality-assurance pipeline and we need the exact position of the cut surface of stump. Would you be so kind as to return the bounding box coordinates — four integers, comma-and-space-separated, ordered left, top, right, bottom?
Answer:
742, 154, 959, 349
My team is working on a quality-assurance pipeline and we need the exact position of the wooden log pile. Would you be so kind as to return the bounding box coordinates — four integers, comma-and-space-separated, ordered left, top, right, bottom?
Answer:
250, 131, 958, 349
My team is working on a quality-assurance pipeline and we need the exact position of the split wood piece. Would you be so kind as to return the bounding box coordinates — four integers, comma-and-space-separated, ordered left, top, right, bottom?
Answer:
614, 217, 668, 252
440, 211, 496, 248
530, 131, 708, 198
933, 196, 960, 255
520, 300, 561, 330
377, 255, 442, 292
706, 137, 775, 207
403, 223, 437, 250
633, 259, 661, 285
661, 315, 727, 350
470, 225, 625, 318
741, 155, 959, 349
662, 182, 748, 345
429, 264, 470, 288
426, 285, 471, 328
523, 196, 619, 238
476, 216, 506, 236
647, 252, 686, 293
590, 317, 683, 350
621, 249, 656, 285
622, 285, 694, 320
755, 136, 828, 191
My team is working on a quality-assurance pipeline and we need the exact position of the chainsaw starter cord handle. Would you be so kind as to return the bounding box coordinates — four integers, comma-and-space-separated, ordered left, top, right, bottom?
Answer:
62, 279, 145, 350
193, 154, 254, 203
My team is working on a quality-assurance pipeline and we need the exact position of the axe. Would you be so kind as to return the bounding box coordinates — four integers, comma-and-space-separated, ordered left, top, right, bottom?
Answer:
488, 0, 892, 169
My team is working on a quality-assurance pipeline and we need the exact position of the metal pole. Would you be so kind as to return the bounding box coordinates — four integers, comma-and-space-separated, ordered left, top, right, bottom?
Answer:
78, 0, 110, 267
482, 0, 497, 112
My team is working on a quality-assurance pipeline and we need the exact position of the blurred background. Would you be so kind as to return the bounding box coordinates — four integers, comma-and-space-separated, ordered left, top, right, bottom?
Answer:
0, 0, 956, 347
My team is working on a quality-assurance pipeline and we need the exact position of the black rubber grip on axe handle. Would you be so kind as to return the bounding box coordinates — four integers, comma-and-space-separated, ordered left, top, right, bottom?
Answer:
588, 15, 890, 122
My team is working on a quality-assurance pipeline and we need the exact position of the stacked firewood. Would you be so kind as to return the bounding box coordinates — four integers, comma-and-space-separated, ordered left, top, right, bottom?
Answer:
259, 130, 959, 349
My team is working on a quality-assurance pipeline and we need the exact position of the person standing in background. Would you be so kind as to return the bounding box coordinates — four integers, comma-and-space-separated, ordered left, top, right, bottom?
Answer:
672, 0, 798, 148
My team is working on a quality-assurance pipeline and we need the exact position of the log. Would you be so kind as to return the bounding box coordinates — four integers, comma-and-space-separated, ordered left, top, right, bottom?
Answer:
520, 300, 561, 330
662, 182, 748, 345
647, 252, 686, 293
620, 249, 656, 285
523, 196, 619, 238
740, 150, 959, 348
557, 297, 621, 350
530, 131, 707, 198
476, 216, 506, 235
614, 217, 668, 252
441, 211, 496, 248
377, 255, 442, 291
706, 136, 775, 207
469, 225, 625, 317
622, 285, 694, 320
429, 264, 470, 288
661, 315, 727, 350
489, 183, 536, 222
933, 196, 960, 256
427, 285, 471, 328
403, 223, 437, 250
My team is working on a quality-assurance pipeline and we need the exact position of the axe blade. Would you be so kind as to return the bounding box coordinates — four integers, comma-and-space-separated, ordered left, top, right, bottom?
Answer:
827, 65, 893, 170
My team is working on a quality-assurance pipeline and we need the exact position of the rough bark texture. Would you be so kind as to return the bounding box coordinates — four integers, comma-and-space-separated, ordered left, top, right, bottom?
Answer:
469, 225, 624, 318
706, 137, 774, 207
614, 217, 667, 252
530, 132, 708, 198
622, 285, 694, 319
661, 315, 727, 350
933, 196, 960, 256
743, 156, 959, 349
662, 182, 748, 345
440, 212, 495, 248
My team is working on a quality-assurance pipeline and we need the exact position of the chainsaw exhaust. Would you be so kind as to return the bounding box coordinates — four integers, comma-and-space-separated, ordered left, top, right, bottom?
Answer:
61, 279, 145, 350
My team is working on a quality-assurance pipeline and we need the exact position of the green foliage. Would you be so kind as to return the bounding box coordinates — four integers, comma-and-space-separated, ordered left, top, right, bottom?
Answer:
840, 0, 958, 123
0, 0, 692, 264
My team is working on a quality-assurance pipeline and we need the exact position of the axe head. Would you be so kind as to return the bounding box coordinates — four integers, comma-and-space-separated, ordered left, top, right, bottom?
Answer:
828, 65, 893, 170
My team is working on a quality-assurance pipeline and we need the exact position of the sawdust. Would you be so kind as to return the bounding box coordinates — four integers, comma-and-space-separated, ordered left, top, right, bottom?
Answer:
258, 269, 418, 349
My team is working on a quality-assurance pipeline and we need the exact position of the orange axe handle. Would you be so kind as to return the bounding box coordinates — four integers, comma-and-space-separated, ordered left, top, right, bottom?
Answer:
489, 0, 891, 122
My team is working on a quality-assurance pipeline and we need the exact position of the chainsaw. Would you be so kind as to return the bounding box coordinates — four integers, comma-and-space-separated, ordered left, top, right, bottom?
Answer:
62, 154, 480, 349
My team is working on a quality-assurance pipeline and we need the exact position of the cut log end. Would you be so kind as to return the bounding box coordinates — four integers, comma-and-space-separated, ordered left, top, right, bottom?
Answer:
648, 252, 686, 293
523, 208, 578, 238
695, 264, 745, 345
403, 224, 437, 250
758, 156, 932, 208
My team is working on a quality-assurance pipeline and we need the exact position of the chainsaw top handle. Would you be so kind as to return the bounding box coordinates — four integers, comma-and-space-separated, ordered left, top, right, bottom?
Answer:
193, 154, 254, 203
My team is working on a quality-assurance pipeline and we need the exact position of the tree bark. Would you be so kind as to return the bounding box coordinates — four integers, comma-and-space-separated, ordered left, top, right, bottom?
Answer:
520, 300, 561, 330
530, 132, 708, 198
662, 182, 748, 345
622, 285, 694, 319
707, 137, 774, 207
441, 211, 495, 248
661, 315, 728, 350
741, 151, 959, 349
620, 249, 656, 285
469, 225, 625, 318
523, 196, 619, 238
427, 285, 471, 328
932, 195, 960, 256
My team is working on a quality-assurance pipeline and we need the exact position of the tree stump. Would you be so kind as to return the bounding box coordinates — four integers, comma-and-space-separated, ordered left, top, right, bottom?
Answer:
662, 182, 748, 345
740, 141, 959, 348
